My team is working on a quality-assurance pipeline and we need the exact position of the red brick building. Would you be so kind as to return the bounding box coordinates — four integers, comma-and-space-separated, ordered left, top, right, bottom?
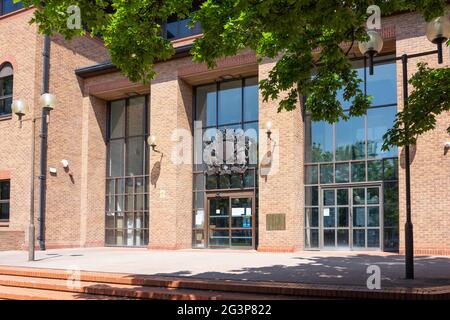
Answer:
0, 5, 449, 255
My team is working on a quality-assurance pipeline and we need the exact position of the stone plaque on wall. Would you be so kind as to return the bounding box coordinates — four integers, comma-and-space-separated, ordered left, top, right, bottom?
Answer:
266, 214, 286, 231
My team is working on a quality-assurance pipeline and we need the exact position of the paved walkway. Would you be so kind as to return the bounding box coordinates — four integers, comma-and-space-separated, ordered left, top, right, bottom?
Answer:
0, 248, 449, 289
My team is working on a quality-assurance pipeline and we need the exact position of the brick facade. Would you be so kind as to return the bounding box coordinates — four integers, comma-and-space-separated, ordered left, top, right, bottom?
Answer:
0, 8, 449, 255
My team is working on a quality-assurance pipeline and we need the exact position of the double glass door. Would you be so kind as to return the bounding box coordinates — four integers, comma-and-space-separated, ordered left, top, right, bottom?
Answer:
207, 193, 254, 249
320, 186, 382, 250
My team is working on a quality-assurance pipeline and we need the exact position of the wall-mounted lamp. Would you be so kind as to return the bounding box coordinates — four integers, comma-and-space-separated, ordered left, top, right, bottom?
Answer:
12, 99, 29, 119
266, 121, 273, 140
358, 30, 384, 75
40, 93, 57, 110
61, 159, 69, 168
426, 16, 450, 64
148, 134, 158, 152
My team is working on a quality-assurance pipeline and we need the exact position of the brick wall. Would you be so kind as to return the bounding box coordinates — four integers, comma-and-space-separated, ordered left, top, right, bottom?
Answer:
0, 231, 24, 250
0, 8, 109, 250
1, 8, 449, 255
391, 12, 450, 255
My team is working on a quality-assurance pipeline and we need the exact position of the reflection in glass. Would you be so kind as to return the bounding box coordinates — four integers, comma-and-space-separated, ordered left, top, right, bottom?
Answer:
335, 163, 349, 183
109, 140, 124, 177
353, 188, 365, 205
305, 117, 333, 162
353, 229, 365, 247
367, 106, 397, 158
353, 207, 365, 227
126, 137, 144, 176
351, 162, 366, 182
128, 96, 145, 136
305, 165, 318, 184
324, 230, 335, 247
305, 208, 319, 228
367, 58, 397, 106
335, 115, 365, 161
110, 100, 125, 138
337, 230, 349, 247
367, 188, 379, 204
368, 160, 382, 181
244, 77, 258, 122
320, 164, 333, 184
338, 207, 349, 227
337, 189, 348, 205
305, 229, 319, 248
305, 186, 318, 206
231, 230, 252, 246
323, 189, 335, 206
196, 84, 216, 127
323, 208, 336, 227
218, 80, 242, 125
368, 207, 380, 227
383, 158, 398, 180
367, 229, 380, 247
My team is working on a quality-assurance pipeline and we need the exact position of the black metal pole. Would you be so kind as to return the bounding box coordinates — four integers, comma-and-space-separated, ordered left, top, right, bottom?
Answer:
437, 41, 443, 64
28, 117, 36, 261
38, 34, 50, 251
402, 54, 414, 279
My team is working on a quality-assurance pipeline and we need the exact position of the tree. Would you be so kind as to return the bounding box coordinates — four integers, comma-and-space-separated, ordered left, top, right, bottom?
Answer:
383, 62, 450, 150
21, 0, 448, 126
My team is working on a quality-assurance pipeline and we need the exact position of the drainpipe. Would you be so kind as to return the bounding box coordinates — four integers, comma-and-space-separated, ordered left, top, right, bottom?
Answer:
38, 34, 50, 251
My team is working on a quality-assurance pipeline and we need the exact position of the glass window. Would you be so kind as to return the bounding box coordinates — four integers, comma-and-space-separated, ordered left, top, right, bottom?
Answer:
367, 57, 397, 106
0, 180, 10, 221
305, 186, 318, 206
368, 160, 382, 181
323, 207, 336, 227
196, 84, 216, 127
108, 140, 124, 177
367, 106, 397, 158
305, 208, 319, 228
336, 62, 364, 109
218, 80, 242, 125
305, 118, 333, 163
1, 0, 23, 15
351, 162, 366, 182
335, 115, 365, 161
383, 158, 398, 180
335, 163, 349, 183
126, 137, 144, 176
128, 96, 145, 136
106, 97, 149, 247
320, 164, 334, 184
305, 165, 318, 184
0, 63, 13, 116
305, 229, 319, 248
164, 17, 202, 40
243, 77, 258, 122
110, 100, 125, 138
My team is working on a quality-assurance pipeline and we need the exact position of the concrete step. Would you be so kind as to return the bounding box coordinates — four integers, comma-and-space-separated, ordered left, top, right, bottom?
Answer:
0, 273, 299, 300
0, 284, 129, 300
0, 266, 448, 300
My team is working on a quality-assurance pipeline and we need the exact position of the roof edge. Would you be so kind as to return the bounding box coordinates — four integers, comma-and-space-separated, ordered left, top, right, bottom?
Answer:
75, 43, 193, 79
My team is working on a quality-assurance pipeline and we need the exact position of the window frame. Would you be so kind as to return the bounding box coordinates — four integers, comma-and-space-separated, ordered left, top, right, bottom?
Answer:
0, 0, 23, 16
0, 62, 13, 117
0, 179, 10, 222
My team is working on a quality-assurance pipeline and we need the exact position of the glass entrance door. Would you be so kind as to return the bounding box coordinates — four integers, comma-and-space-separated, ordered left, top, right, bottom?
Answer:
207, 193, 254, 249
321, 186, 382, 250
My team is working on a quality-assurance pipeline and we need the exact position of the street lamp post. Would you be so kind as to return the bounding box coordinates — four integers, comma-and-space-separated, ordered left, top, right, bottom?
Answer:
12, 93, 56, 261
359, 16, 449, 280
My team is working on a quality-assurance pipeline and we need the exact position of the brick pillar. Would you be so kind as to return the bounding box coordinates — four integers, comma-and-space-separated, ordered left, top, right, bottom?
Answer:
148, 65, 193, 249
257, 59, 304, 252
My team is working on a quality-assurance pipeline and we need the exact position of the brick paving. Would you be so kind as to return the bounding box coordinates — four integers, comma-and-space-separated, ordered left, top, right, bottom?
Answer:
0, 248, 448, 290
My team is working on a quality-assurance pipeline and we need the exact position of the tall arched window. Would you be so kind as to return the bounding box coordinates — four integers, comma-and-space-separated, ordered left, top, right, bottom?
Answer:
0, 63, 13, 117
